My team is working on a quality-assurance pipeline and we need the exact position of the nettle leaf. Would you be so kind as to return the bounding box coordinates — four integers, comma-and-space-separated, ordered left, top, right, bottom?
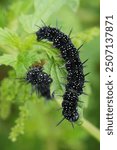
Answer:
14, 43, 53, 76
0, 54, 17, 67
0, 28, 21, 54
14, 50, 44, 76
44, 57, 66, 97
21, 34, 36, 51
34, 0, 67, 23
19, 14, 35, 33
19, 0, 67, 33
34, 41, 60, 60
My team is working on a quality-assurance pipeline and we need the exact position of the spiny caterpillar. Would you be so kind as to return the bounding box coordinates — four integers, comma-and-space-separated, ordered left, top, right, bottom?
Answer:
36, 24, 89, 126
19, 62, 53, 100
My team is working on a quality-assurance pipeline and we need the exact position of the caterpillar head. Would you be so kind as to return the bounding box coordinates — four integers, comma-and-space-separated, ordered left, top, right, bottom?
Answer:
36, 26, 49, 41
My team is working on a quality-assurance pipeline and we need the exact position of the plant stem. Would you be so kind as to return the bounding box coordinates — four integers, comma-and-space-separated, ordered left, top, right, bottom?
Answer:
82, 118, 100, 142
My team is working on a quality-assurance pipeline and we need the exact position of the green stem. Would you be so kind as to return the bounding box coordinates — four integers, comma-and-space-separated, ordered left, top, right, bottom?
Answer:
82, 118, 100, 142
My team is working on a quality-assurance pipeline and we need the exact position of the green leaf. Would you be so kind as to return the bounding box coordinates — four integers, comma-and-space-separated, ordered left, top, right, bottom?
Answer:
0, 28, 21, 54
14, 50, 43, 76
0, 54, 17, 67
19, 0, 67, 33
44, 57, 66, 98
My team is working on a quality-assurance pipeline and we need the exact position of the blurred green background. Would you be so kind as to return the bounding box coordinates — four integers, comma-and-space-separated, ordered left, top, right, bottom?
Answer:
0, 0, 100, 150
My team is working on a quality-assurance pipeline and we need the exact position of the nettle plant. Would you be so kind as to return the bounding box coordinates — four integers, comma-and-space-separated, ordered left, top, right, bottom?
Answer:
0, 0, 99, 142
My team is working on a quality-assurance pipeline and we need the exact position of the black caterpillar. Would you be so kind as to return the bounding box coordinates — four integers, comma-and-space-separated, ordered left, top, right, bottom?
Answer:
36, 25, 88, 125
25, 65, 53, 100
